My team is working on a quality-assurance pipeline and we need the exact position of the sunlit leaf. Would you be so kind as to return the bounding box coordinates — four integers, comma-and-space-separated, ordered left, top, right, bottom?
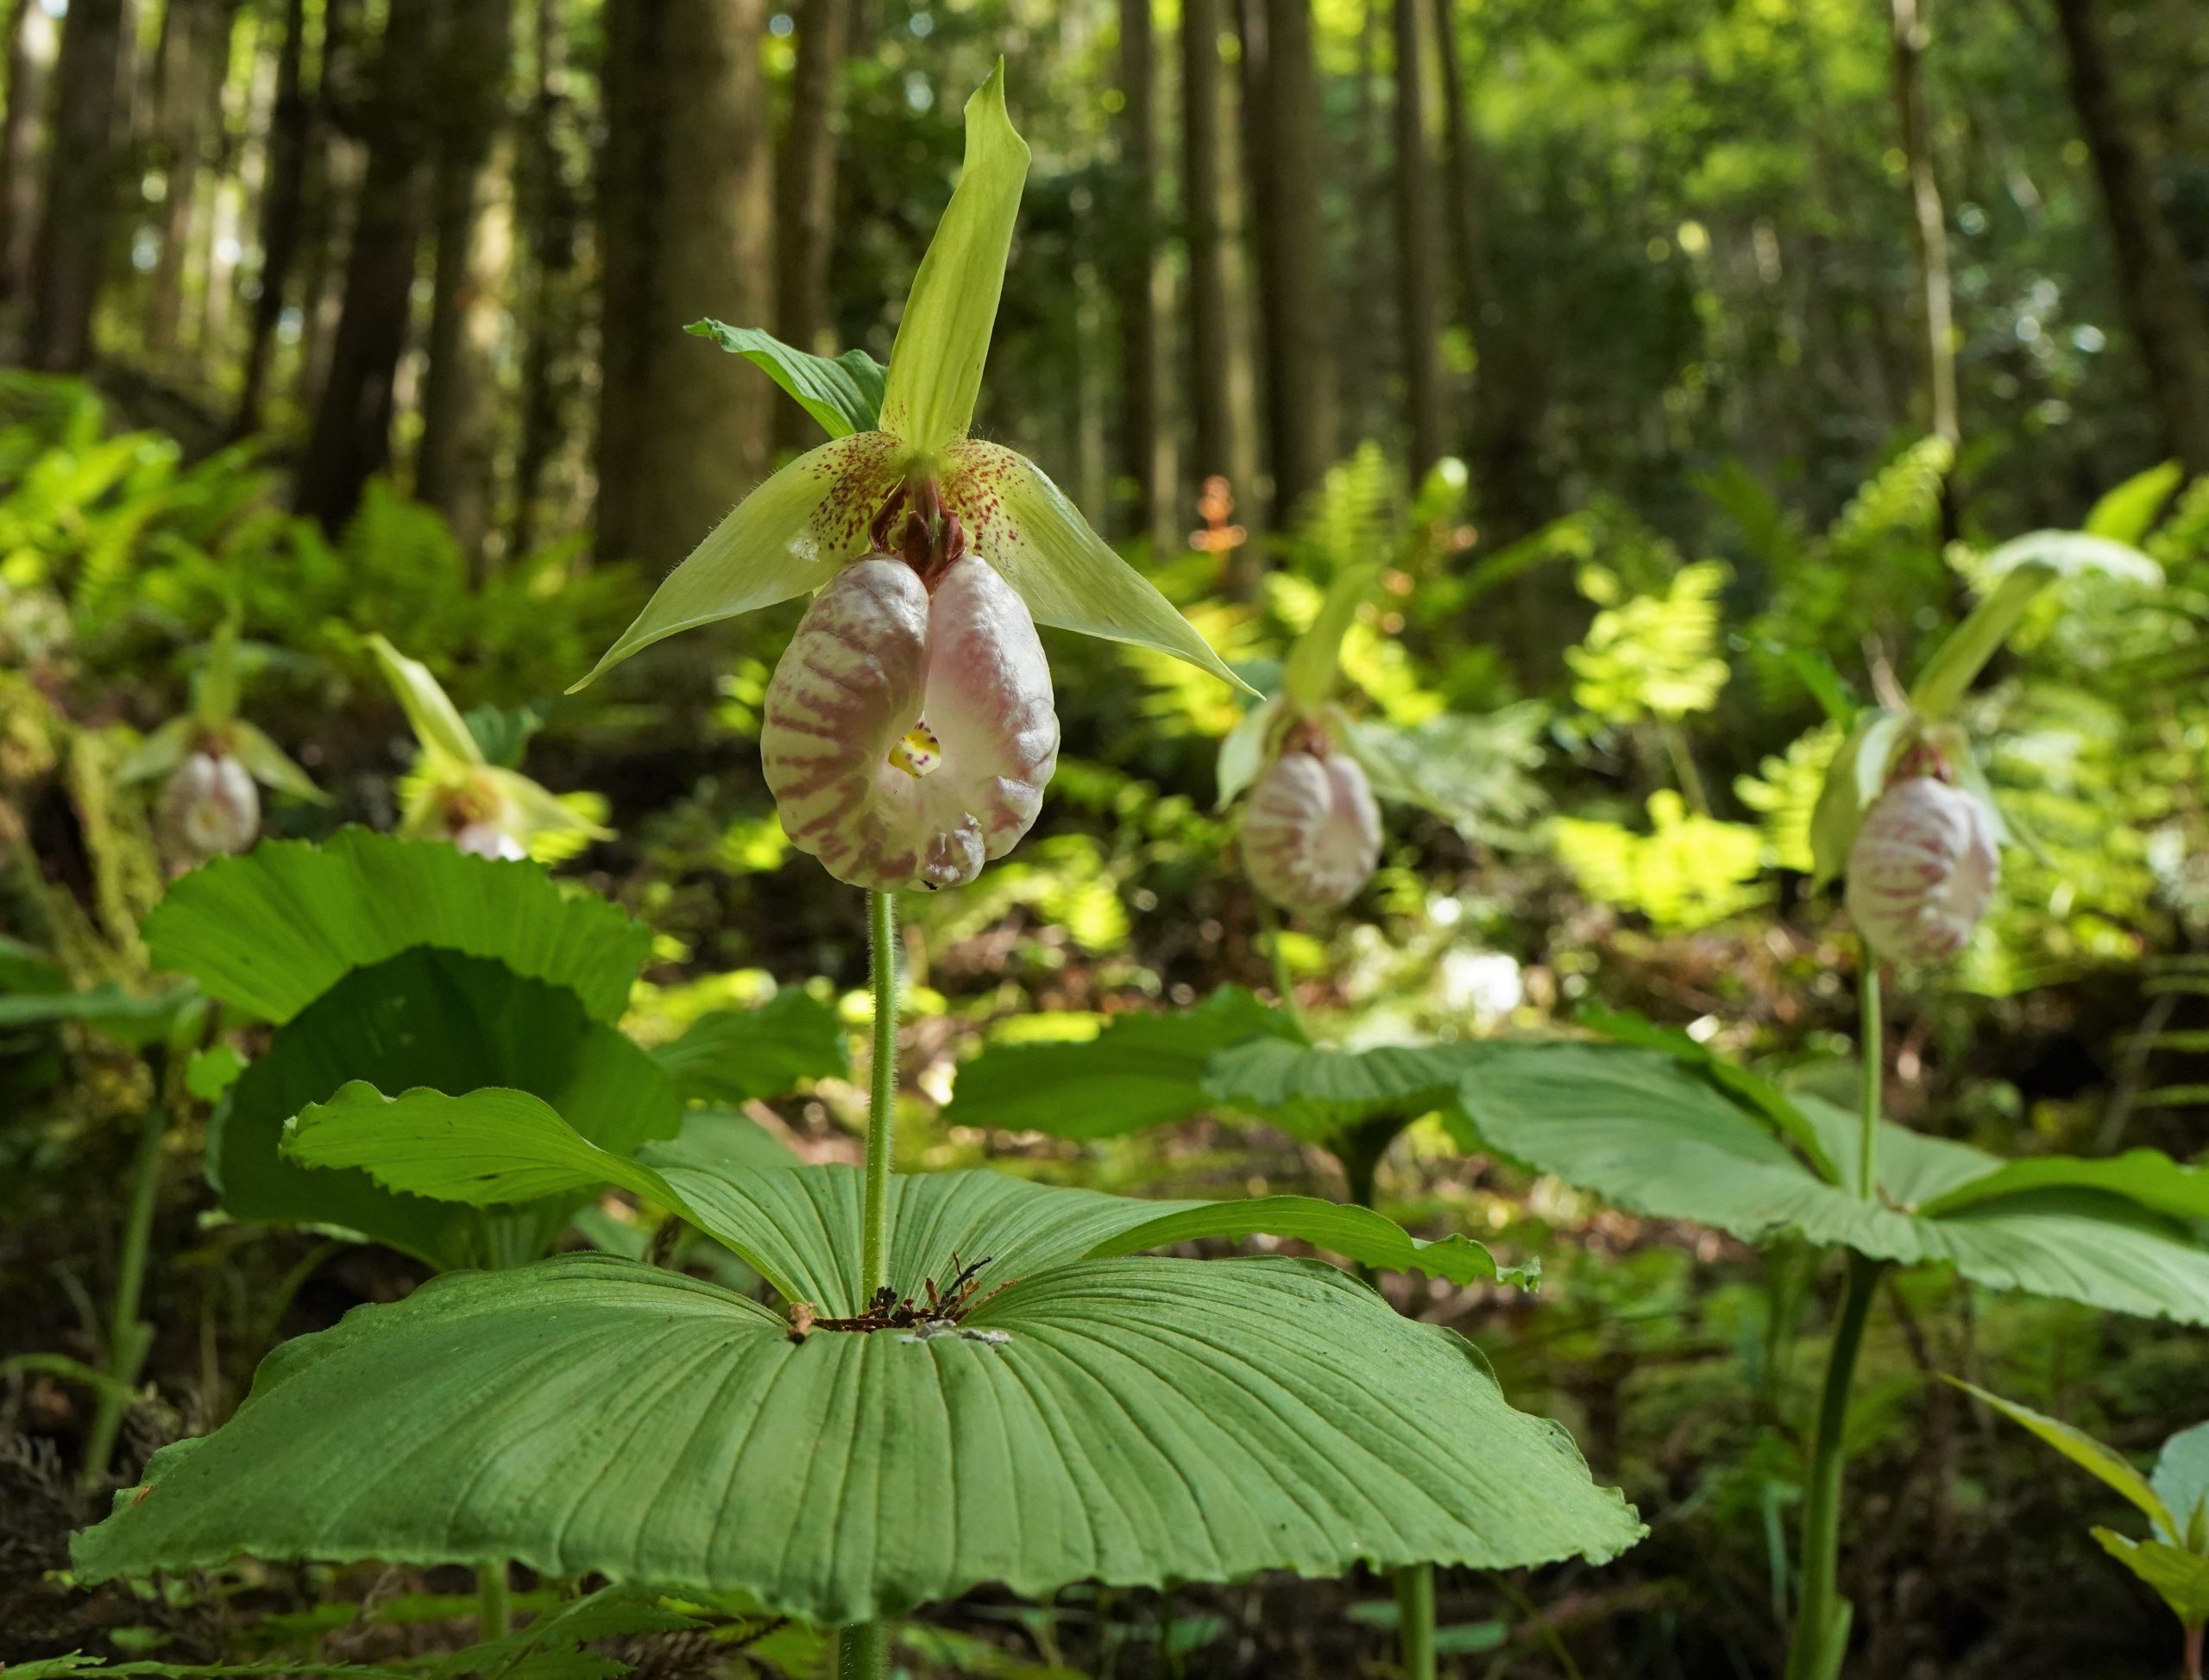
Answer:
878, 62, 1029, 457
146, 830, 651, 1025
2093, 1530, 2209, 1627
688, 320, 886, 439
945, 440, 1252, 692
2084, 461, 2185, 545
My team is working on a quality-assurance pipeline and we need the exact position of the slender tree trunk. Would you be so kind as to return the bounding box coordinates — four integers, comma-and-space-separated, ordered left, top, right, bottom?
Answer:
774, 0, 848, 370
1429, 0, 1543, 544
0, 0, 55, 302
1113, 0, 1167, 550
2052, 0, 2209, 474
293, 0, 363, 423
509, 0, 577, 554
1348, 0, 1385, 450
147, 0, 238, 354
597, 0, 775, 569
1182, 0, 1262, 582
415, 0, 515, 559
27, 0, 128, 369
1391, 0, 1442, 476
234, 0, 308, 433
1238, 0, 1334, 525
293, 0, 435, 533
1889, 0, 1959, 463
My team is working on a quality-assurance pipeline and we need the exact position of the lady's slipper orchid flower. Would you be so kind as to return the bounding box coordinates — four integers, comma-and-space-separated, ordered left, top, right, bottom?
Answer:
1242, 722, 1383, 916
119, 619, 327, 863
570, 66, 1242, 894
369, 636, 611, 865
1846, 774, 1999, 966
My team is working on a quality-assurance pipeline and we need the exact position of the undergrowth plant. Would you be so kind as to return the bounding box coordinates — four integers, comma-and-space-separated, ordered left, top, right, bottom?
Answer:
63, 71, 1643, 1678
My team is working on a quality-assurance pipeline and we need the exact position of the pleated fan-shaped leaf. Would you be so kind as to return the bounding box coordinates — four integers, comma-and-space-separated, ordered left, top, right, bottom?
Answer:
146, 828, 651, 1026
75, 1252, 1643, 1621
217, 949, 678, 1270
1453, 1042, 2209, 1324
280, 1085, 1537, 1302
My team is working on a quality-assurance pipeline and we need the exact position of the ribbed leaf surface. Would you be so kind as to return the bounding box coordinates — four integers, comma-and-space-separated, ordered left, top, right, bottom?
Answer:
146, 829, 650, 1024
77, 1255, 1641, 1620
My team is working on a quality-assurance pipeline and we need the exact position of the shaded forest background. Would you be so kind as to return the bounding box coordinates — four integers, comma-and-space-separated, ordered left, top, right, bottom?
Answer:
5, 0, 2206, 595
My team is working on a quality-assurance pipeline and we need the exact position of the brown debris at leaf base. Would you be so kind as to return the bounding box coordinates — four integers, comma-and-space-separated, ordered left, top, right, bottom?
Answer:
784, 1253, 1010, 1341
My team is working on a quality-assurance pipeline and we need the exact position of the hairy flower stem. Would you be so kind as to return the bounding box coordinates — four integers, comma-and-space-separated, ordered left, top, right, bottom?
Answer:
837, 1621, 890, 1679
1784, 1249, 1885, 1680
2185, 1620, 2203, 1680
840, 891, 903, 1680
1253, 892, 1299, 1024
1783, 943, 1891, 1677
1394, 1562, 1437, 1680
82, 1050, 168, 1490
477, 1563, 509, 1639
862, 890, 901, 1299
1857, 945, 1883, 1200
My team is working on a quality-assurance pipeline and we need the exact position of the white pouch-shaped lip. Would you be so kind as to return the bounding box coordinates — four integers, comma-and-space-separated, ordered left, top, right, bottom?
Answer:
1846, 775, 2000, 966
1243, 748, 1382, 916
160, 751, 261, 859
762, 554, 1060, 893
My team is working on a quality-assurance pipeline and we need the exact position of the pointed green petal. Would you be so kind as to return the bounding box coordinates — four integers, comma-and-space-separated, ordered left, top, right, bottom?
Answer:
116, 714, 201, 783
946, 441, 1254, 693
570, 433, 902, 689
229, 721, 330, 804
689, 319, 885, 439
368, 635, 482, 767
1283, 564, 1380, 708
877, 61, 1029, 457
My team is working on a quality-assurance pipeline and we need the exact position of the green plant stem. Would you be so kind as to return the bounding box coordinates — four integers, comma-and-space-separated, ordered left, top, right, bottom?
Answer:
1857, 946, 1883, 1201
1394, 1563, 1436, 1680
1783, 1249, 1885, 1680
82, 1053, 167, 1489
862, 890, 899, 1302
1658, 719, 1712, 816
836, 1620, 889, 1680
1254, 892, 1299, 1024
477, 1562, 509, 1639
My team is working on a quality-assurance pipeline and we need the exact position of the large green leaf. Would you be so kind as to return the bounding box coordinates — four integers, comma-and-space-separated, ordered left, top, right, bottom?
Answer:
283, 1088, 1533, 1301
647, 989, 848, 1104
941, 987, 1296, 1139
688, 320, 886, 439
76, 1253, 1642, 1620
1202, 1037, 1501, 1145
217, 948, 680, 1270
145, 830, 650, 1025
877, 62, 1029, 458
945, 439, 1252, 693
1452, 1043, 2209, 1324
570, 432, 902, 688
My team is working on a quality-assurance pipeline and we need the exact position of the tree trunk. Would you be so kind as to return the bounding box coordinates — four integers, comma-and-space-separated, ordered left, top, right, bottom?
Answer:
773, 0, 848, 366
1113, 0, 1167, 551
292, 0, 363, 419
415, 0, 515, 560
234, 0, 309, 434
1888, 0, 1959, 460
1238, 0, 1334, 525
509, 0, 579, 554
293, 0, 435, 533
26, 0, 128, 370
1390, 0, 1442, 476
2053, 0, 2209, 474
1429, 0, 1543, 545
0, 0, 56, 303
146, 0, 238, 354
597, 0, 776, 569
